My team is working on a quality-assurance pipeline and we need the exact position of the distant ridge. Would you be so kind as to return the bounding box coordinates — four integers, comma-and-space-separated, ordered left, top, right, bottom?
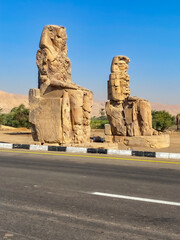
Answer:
0, 90, 28, 113
151, 102, 180, 116
0, 90, 180, 116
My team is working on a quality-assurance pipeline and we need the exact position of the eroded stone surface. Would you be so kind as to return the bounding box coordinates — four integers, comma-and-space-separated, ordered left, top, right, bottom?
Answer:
108, 56, 130, 102
29, 25, 93, 144
124, 135, 170, 148
104, 124, 113, 143
106, 55, 156, 137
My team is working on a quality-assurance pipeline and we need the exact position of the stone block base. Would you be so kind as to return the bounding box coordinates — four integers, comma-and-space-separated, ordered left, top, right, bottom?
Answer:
123, 134, 170, 148
29, 88, 92, 145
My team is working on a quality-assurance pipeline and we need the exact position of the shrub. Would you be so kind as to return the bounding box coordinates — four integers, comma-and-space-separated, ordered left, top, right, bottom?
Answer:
152, 110, 175, 131
0, 108, 7, 125
90, 116, 109, 129
0, 104, 30, 128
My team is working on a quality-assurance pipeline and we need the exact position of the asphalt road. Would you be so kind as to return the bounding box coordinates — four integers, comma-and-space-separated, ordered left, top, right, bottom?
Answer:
0, 150, 180, 240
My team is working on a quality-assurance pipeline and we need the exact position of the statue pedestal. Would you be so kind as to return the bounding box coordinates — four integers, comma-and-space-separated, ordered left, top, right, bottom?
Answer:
123, 134, 170, 148
29, 88, 92, 145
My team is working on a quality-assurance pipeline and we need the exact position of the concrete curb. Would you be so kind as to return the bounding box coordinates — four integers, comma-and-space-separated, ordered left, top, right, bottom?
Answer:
0, 142, 180, 160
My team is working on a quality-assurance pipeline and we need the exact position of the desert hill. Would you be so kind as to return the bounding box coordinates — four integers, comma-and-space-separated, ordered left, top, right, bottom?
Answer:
151, 102, 180, 116
0, 90, 180, 116
0, 90, 29, 113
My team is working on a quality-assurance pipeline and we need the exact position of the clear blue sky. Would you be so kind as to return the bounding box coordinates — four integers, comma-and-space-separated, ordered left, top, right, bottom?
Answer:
0, 0, 180, 104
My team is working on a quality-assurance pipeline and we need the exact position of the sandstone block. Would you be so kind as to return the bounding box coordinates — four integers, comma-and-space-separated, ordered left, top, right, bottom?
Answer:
104, 124, 112, 136
104, 135, 113, 143
30, 98, 63, 143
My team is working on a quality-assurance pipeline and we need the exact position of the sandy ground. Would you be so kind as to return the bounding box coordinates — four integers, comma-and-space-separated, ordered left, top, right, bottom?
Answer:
0, 126, 180, 153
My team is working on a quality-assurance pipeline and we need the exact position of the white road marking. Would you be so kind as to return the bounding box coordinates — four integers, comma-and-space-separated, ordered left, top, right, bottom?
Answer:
91, 192, 180, 206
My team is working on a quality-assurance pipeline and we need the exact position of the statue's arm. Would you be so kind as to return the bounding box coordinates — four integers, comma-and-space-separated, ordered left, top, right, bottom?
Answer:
50, 79, 78, 89
50, 79, 91, 92
40, 77, 91, 95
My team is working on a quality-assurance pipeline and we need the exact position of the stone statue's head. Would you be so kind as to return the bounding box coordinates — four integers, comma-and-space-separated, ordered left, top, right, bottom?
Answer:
108, 55, 130, 102
111, 56, 130, 73
39, 25, 67, 52
37, 25, 71, 88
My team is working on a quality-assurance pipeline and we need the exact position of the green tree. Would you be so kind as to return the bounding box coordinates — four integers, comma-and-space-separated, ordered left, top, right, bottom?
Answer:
90, 116, 109, 129
0, 108, 6, 125
5, 104, 30, 128
152, 110, 175, 131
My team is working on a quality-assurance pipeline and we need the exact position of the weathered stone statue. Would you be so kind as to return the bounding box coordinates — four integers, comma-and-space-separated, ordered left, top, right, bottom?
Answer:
106, 55, 155, 137
176, 114, 180, 131
29, 25, 93, 144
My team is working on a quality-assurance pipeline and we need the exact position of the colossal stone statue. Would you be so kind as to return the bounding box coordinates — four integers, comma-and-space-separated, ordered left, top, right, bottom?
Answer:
106, 55, 155, 137
29, 25, 93, 144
